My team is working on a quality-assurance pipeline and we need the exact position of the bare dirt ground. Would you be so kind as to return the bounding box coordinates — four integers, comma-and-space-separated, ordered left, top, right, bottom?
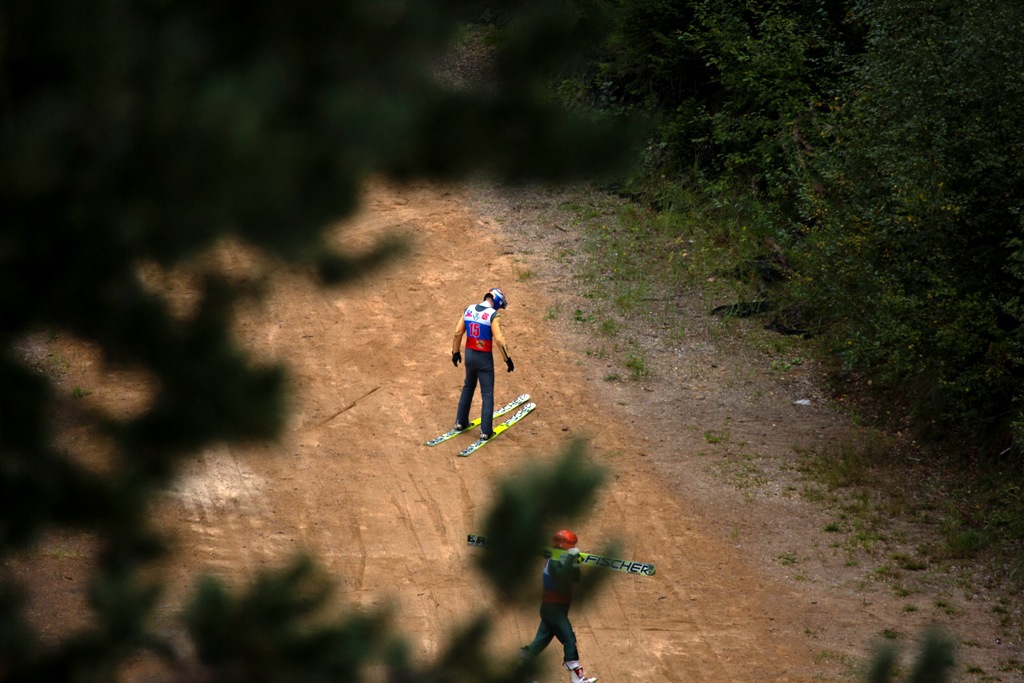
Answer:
15, 180, 1023, 681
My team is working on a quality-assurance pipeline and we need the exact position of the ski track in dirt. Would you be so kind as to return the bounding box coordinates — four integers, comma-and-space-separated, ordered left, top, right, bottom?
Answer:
146, 180, 1020, 682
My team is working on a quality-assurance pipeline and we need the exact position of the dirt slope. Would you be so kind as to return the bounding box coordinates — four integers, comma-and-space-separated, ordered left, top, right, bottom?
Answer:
154, 179, 836, 682
20, 180, 1019, 681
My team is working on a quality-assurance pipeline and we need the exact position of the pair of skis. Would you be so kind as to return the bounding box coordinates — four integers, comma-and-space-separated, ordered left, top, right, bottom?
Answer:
424, 393, 536, 457
466, 534, 656, 576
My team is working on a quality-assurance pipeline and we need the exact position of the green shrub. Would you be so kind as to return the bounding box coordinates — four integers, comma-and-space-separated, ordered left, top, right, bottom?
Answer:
791, 0, 1024, 454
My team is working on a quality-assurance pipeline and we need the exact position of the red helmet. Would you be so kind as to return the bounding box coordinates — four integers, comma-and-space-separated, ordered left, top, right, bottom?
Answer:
552, 529, 578, 550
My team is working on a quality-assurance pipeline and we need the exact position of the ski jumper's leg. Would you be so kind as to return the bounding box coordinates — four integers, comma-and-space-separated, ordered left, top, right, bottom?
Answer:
525, 603, 578, 661
523, 609, 558, 656
545, 604, 579, 662
455, 352, 479, 427
477, 351, 495, 435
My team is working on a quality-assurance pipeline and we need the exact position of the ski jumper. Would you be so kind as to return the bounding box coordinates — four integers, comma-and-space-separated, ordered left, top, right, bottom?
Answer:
523, 552, 582, 662
453, 299, 509, 436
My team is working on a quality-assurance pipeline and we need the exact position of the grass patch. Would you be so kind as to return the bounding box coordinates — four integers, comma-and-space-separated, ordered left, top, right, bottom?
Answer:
570, 184, 772, 334
599, 318, 619, 336
799, 430, 893, 491
873, 564, 898, 581
573, 308, 593, 323
624, 351, 647, 380
769, 356, 806, 373
892, 553, 928, 571
704, 430, 730, 444
712, 452, 770, 490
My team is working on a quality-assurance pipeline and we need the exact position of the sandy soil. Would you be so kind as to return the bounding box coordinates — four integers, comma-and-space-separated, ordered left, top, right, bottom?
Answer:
14, 180, 1022, 681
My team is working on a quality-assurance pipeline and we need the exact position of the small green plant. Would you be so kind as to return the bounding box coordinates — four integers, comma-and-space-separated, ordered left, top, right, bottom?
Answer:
873, 564, 898, 580
892, 553, 927, 571
779, 551, 798, 566
45, 350, 71, 377
769, 356, 806, 372
625, 352, 647, 379
704, 430, 730, 444
554, 248, 573, 264
71, 386, 91, 398
849, 528, 883, 551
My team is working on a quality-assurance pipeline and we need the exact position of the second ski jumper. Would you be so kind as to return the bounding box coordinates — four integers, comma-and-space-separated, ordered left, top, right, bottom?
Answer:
451, 287, 514, 440
520, 530, 598, 683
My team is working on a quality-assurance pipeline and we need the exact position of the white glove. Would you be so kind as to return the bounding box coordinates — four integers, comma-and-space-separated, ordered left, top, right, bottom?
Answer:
567, 547, 580, 558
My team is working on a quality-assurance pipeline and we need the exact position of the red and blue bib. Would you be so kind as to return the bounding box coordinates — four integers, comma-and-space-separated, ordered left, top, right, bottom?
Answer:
463, 303, 496, 352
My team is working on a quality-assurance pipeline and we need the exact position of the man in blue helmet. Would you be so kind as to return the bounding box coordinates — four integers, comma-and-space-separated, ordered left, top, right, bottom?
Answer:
451, 287, 514, 439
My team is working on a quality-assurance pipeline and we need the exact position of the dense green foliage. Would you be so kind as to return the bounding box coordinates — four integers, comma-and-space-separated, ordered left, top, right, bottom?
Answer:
576, 0, 1024, 458
571, 0, 856, 196
1, 1, 632, 680
795, 0, 1024, 452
